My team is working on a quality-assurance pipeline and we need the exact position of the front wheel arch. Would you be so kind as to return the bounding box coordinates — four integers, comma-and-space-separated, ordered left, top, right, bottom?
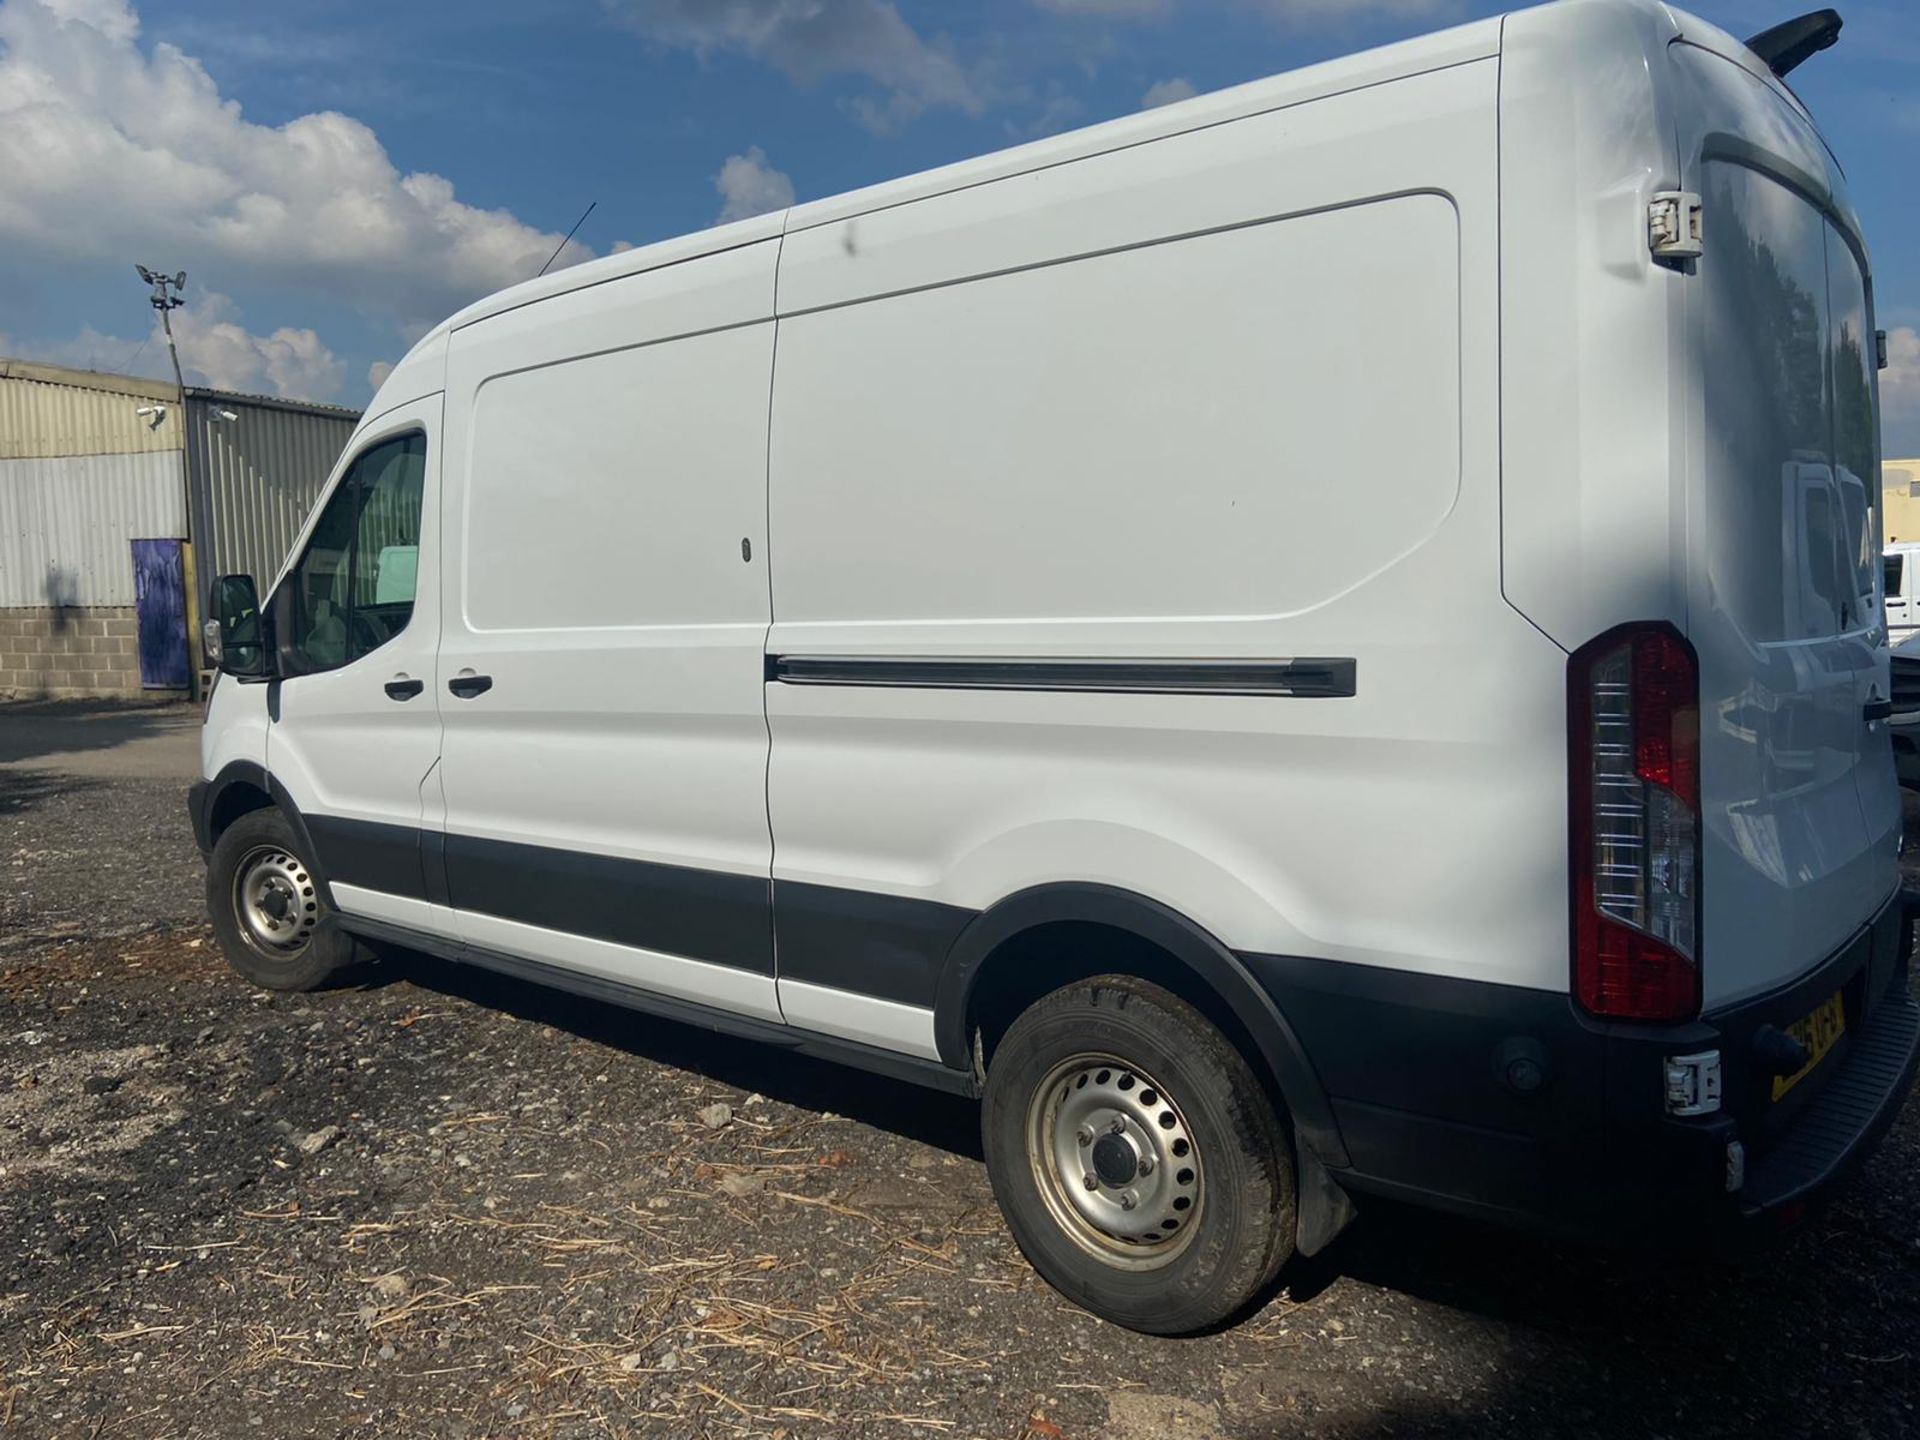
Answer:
200, 760, 336, 909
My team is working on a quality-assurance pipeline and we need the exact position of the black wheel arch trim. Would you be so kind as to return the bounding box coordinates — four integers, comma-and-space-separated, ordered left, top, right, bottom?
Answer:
933, 882, 1349, 1169
198, 760, 338, 909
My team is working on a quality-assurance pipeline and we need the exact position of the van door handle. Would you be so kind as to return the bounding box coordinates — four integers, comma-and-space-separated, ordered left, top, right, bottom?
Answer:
447, 673, 493, 699
1864, 699, 1893, 724
384, 677, 425, 701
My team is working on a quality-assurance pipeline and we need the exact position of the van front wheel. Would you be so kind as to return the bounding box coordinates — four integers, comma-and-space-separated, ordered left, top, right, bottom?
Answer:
207, 808, 356, 991
981, 975, 1295, 1334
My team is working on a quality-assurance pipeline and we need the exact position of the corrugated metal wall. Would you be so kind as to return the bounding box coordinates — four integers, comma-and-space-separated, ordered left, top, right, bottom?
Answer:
186, 394, 359, 591
0, 361, 182, 459
0, 364, 189, 608
0, 451, 186, 606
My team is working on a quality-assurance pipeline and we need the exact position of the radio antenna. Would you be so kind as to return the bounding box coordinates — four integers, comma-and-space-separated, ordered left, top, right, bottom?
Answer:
536, 201, 596, 277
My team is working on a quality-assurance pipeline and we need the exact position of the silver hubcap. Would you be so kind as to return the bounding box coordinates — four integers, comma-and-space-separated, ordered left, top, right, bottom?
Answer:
1025, 1053, 1203, 1269
234, 846, 318, 957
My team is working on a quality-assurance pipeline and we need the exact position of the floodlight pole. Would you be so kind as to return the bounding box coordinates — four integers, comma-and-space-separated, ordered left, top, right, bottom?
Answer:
136, 264, 200, 701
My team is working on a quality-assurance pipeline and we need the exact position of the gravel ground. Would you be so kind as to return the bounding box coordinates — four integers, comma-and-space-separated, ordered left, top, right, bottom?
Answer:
3, 702, 1920, 1439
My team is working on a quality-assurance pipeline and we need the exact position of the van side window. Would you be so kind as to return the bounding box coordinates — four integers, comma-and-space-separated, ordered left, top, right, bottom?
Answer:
282, 433, 427, 674
1885, 554, 1904, 601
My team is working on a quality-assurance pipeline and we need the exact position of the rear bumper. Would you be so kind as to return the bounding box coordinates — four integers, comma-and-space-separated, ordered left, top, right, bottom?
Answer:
1736, 981, 1919, 1221
1244, 886, 1918, 1247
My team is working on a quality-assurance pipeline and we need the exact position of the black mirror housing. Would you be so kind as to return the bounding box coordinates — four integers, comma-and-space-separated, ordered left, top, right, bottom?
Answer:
207, 573, 273, 679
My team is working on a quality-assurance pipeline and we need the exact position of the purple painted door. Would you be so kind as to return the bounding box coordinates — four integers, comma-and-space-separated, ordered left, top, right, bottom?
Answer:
131, 538, 189, 689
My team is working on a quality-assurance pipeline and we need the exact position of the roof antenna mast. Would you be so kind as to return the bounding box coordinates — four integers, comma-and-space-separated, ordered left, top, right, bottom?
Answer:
537, 201, 597, 278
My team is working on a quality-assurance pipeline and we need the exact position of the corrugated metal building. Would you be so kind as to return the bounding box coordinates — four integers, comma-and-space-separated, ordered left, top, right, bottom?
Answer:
0, 358, 358, 700
183, 390, 364, 600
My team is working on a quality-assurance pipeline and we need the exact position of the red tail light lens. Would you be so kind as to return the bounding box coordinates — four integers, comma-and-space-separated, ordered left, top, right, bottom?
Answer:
1570, 624, 1701, 1022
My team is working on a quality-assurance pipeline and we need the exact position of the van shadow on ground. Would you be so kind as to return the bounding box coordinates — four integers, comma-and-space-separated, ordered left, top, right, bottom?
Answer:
375, 946, 984, 1160
371, 940, 1919, 1440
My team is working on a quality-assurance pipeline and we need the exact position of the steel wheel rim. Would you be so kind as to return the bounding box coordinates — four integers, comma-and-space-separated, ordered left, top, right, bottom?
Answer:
232, 845, 319, 958
1024, 1052, 1204, 1271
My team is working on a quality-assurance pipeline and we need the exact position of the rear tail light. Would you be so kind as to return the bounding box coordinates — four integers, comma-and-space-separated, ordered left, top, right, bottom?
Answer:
1570, 624, 1701, 1021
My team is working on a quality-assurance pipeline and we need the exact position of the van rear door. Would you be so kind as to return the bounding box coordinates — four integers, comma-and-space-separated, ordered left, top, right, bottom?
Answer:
1826, 219, 1903, 886
1685, 126, 1897, 1008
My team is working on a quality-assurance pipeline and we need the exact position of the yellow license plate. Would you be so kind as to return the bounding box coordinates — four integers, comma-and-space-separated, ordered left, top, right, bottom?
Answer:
1771, 991, 1846, 1101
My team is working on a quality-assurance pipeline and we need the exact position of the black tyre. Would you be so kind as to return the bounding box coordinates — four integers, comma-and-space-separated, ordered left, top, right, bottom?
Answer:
207, 808, 357, 992
981, 975, 1295, 1334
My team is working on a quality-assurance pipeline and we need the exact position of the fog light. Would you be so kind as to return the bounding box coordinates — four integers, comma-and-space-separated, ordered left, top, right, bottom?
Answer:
1664, 1050, 1722, 1116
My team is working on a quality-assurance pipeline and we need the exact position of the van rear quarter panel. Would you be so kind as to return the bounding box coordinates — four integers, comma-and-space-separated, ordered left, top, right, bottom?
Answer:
767, 57, 1572, 992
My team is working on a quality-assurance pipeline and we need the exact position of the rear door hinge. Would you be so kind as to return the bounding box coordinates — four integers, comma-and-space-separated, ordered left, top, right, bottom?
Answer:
1649, 190, 1704, 263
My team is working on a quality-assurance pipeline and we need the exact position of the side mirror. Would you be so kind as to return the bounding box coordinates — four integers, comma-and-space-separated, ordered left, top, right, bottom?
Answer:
207, 573, 273, 679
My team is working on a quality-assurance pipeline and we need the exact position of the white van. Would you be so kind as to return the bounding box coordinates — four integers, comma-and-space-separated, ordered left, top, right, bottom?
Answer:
191, 0, 1917, 1334
1885, 541, 1920, 644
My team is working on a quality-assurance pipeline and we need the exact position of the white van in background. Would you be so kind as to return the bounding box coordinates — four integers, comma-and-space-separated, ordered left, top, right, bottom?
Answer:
1885, 542, 1920, 644
190, 0, 1917, 1334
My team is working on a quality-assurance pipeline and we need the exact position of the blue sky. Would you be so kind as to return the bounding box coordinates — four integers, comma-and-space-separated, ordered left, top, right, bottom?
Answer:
2, 0, 1916, 450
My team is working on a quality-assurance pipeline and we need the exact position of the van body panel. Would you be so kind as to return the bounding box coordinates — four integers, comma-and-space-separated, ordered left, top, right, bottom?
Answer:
1666, 42, 1898, 1006
433, 240, 780, 1010
767, 55, 1574, 995
1496, 0, 1687, 651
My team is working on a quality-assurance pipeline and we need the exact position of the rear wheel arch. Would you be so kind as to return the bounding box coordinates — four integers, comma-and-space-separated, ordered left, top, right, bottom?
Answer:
935, 883, 1349, 1170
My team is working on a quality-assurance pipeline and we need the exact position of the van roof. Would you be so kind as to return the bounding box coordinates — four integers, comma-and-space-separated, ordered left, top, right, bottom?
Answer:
440, 3, 1517, 335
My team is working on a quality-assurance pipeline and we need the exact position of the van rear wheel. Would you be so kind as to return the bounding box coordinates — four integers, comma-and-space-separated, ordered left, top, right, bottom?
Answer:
981, 975, 1295, 1334
207, 809, 356, 992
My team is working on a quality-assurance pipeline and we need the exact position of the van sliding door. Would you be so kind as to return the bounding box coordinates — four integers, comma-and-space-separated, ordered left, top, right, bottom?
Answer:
432, 242, 781, 1021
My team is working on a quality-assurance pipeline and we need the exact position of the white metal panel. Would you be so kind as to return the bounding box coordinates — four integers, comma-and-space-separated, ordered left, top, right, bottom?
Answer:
448, 904, 785, 1025
434, 238, 778, 1014
0, 451, 184, 607
1496, 0, 1687, 649
777, 980, 940, 1060
773, 192, 1459, 628
765, 56, 1569, 993
463, 325, 772, 632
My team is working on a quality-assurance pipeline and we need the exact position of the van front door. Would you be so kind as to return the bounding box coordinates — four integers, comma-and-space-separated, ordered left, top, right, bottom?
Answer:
266, 397, 450, 938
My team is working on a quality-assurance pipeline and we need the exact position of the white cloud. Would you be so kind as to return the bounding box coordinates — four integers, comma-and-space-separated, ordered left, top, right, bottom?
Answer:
1140, 76, 1197, 107
1885, 325, 1920, 458
16, 290, 346, 402
0, 0, 605, 338
366, 360, 395, 391
609, 0, 981, 126
713, 146, 796, 224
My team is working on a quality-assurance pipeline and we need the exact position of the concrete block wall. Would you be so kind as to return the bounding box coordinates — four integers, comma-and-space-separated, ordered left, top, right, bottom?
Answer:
0, 606, 163, 700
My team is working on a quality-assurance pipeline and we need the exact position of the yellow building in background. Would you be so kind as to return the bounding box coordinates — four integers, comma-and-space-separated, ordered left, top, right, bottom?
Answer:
1886, 459, 1920, 545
